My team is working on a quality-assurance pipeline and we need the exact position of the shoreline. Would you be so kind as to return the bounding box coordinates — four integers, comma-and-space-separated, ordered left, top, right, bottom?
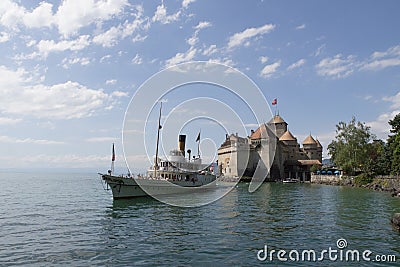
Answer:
311, 175, 400, 198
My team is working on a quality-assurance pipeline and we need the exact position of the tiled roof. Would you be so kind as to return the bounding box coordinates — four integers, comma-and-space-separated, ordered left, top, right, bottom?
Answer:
250, 124, 277, 140
298, 159, 322, 166
302, 135, 317, 145
268, 115, 286, 124
315, 139, 322, 148
279, 130, 297, 141
250, 124, 266, 139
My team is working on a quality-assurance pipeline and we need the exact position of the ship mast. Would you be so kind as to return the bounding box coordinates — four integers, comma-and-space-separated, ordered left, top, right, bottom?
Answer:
154, 102, 162, 178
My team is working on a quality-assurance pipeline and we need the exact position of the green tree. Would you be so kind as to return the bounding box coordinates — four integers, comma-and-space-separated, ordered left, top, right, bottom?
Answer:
365, 139, 390, 176
328, 117, 376, 175
391, 135, 400, 175
388, 113, 400, 175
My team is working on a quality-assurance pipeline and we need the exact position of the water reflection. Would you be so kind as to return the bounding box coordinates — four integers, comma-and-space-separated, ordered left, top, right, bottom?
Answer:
98, 182, 400, 266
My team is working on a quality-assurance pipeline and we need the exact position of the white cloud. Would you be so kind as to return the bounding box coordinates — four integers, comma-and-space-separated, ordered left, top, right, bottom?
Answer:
314, 44, 326, 57
383, 91, 400, 110
93, 6, 148, 47
0, 65, 124, 120
182, 0, 196, 9
106, 79, 117, 85
186, 21, 211, 46
194, 21, 211, 30
202, 44, 218, 56
0, 32, 10, 43
111, 91, 129, 97
132, 34, 148, 43
0, 117, 22, 125
371, 45, 400, 59
86, 137, 118, 143
131, 53, 143, 65
55, 0, 129, 37
207, 57, 235, 67
364, 95, 373, 101
100, 54, 112, 63
165, 47, 197, 67
259, 60, 281, 78
37, 35, 91, 57
61, 57, 91, 69
0, 0, 129, 37
361, 45, 400, 71
152, 4, 181, 24
295, 24, 306, 30
362, 58, 400, 71
315, 45, 400, 78
92, 26, 121, 47
22, 1, 54, 28
287, 58, 306, 70
315, 54, 357, 78
0, 135, 64, 145
366, 110, 399, 140
0, 153, 114, 168
227, 23, 275, 49
259, 56, 268, 64
366, 91, 400, 140
0, 0, 28, 29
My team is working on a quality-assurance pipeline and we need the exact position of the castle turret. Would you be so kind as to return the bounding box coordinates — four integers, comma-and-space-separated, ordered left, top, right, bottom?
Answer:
279, 130, 297, 146
315, 138, 323, 162
267, 115, 288, 138
279, 130, 299, 160
302, 134, 318, 160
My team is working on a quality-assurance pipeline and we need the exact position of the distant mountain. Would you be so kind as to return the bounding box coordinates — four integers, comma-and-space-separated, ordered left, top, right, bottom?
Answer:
322, 158, 333, 166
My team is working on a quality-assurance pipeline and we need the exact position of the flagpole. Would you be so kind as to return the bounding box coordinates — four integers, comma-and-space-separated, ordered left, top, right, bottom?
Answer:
154, 102, 162, 178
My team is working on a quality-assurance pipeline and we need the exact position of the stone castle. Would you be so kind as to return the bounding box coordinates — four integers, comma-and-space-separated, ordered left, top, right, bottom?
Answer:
217, 114, 322, 181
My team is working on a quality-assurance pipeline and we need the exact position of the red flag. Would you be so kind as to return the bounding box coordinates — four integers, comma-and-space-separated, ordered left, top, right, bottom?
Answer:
272, 98, 277, 105
112, 143, 115, 162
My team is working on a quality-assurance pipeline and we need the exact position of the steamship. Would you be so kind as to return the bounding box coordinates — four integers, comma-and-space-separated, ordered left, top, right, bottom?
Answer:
99, 104, 216, 199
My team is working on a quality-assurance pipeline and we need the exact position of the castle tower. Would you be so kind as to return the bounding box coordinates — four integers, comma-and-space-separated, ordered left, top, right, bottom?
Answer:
302, 135, 318, 160
279, 130, 299, 160
279, 130, 297, 146
267, 115, 288, 138
315, 138, 323, 162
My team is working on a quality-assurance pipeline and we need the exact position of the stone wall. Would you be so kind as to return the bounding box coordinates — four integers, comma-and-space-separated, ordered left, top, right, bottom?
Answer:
311, 174, 400, 197
311, 174, 342, 185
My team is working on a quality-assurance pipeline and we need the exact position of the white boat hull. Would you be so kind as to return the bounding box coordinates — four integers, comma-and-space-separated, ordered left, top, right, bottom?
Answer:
101, 174, 216, 199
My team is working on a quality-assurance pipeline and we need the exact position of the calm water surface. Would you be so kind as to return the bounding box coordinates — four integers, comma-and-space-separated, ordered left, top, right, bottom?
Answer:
0, 172, 399, 266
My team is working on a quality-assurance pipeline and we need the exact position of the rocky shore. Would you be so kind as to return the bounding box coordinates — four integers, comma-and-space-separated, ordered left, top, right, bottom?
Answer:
362, 177, 400, 197
391, 213, 400, 231
311, 175, 400, 197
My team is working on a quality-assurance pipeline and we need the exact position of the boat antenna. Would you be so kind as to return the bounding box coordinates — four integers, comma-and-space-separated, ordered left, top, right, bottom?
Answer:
154, 102, 162, 178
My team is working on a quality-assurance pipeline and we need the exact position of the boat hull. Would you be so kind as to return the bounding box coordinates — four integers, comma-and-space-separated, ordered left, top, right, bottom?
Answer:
101, 174, 216, 199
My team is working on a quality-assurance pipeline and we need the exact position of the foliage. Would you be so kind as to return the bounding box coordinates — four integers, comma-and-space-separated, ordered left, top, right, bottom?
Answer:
328, 117, 376, 175
354, 173, 374, 186
388, 114, 400, 175
365, 139, 391, 176
390, 134, 400, 175
389, 114, 400, 134
310, 164, 320, 173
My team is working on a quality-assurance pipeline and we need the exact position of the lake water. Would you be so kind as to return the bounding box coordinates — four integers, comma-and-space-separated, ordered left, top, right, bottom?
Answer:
0, 172, 399, 266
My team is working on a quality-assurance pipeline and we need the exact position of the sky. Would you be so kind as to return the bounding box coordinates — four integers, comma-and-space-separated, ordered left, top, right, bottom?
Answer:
0, 0, 400, 172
